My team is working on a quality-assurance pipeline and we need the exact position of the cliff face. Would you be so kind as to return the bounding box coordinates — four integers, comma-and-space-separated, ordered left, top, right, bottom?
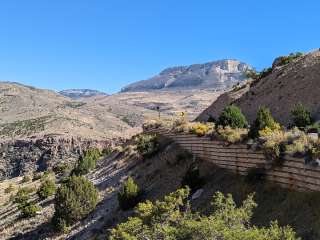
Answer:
0, 136, 112, 180
121, 60, 251, 92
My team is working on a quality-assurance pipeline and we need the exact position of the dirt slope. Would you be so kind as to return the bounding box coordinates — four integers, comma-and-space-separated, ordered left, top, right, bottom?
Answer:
197, 50, 320, 125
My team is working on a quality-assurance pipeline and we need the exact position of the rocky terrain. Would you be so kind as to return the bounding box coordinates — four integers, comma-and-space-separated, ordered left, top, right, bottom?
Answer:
59, 89, 108, 99
0, 136, 115, 180
121, 59, 251, 92
1, 134, 320, 239
197, 50, 320, 124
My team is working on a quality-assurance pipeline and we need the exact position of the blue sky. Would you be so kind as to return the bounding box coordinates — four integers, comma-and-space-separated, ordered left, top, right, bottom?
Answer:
0, 0, 319, 93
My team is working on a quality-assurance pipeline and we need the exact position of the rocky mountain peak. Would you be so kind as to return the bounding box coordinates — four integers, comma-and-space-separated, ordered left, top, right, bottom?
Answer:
121, 59, 251, 92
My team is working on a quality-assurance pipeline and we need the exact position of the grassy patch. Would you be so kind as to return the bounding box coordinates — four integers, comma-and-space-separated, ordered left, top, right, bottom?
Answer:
64, 102, 86, 108
0, 115, 52, 137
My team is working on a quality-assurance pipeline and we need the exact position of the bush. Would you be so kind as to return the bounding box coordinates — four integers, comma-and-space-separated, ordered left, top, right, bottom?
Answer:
110, 189, 299, 240
216, 105, 248, 129
306, 143, 320, 163
37, 178, 56, 199
216, 126, 248, 144
277, 52, 303, 66
73, 148, 101, 175
290, 103, 313, 129
181, 163, 205, 193
189, 122, 213, 137
136, 134, 159, 158
21, 203, 40, 218
14, 187, 33, 204
14, 187, 40, 218
102, 146, 113, 156
306, 123, 320, 134
285, 130, 309, 156
246, 68, 273, 81
249, 107, 280, 139
53, 162, 73, 176
118, 177, 141, 211
52, 175, 98, 231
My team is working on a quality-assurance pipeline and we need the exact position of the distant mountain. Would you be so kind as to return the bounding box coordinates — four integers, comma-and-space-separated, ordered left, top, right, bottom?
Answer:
121, 59, 251, 92
59, 89, 108, 99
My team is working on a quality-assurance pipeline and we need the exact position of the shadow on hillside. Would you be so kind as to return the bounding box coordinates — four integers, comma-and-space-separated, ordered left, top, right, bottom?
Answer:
8, 221, 57, 240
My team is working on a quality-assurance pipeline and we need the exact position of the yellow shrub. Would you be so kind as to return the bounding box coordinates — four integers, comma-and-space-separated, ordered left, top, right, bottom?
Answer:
216, 126, 248, 143
258, 122, 282, 137
189, 122, 214, 137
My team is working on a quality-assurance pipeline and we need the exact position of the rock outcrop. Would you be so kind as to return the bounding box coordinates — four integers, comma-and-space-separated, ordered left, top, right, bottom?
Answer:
121, 60, 251, 92
0, 136, 114, 180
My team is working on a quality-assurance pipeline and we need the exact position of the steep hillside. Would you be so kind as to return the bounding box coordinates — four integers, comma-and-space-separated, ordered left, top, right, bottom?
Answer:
197, 50, 320, 124
59, 89, 108, 99
2, 134, 320, 239
121, 59, 251, 92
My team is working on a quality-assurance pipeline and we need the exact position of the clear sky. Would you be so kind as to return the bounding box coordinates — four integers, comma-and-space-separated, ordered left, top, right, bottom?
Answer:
0, 0, 319, 93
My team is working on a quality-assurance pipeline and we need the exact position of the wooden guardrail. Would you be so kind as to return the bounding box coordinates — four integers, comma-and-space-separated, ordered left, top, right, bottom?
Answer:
146, 127, 320, 192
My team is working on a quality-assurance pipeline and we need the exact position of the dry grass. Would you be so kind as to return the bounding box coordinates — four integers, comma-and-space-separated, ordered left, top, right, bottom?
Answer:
215, 126, 248, 143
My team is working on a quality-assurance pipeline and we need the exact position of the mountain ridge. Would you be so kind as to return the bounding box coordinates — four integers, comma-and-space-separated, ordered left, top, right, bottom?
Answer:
121, 59, 251, 92
59, 89, 108, 99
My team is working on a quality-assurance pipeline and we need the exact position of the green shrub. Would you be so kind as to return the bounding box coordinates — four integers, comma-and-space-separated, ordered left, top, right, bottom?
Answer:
277, 52, 303, 66
117, 177, 141, 211
73, 148, 101, 175
249, 107, 280, 139
53, 162, 73, 176
21, 203, 40, 218
14, 187, 32, 204
306, 123, 320, 134
216, 105, 248, 129
52, 175, 98, 231
181, 163, 205, 192
37, 178, 56, 199
290, 103, 312, 128
102, 146, 113, 156
110, 189, 299, 240
14, 187, 40, 218
136, 134, 159, 158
